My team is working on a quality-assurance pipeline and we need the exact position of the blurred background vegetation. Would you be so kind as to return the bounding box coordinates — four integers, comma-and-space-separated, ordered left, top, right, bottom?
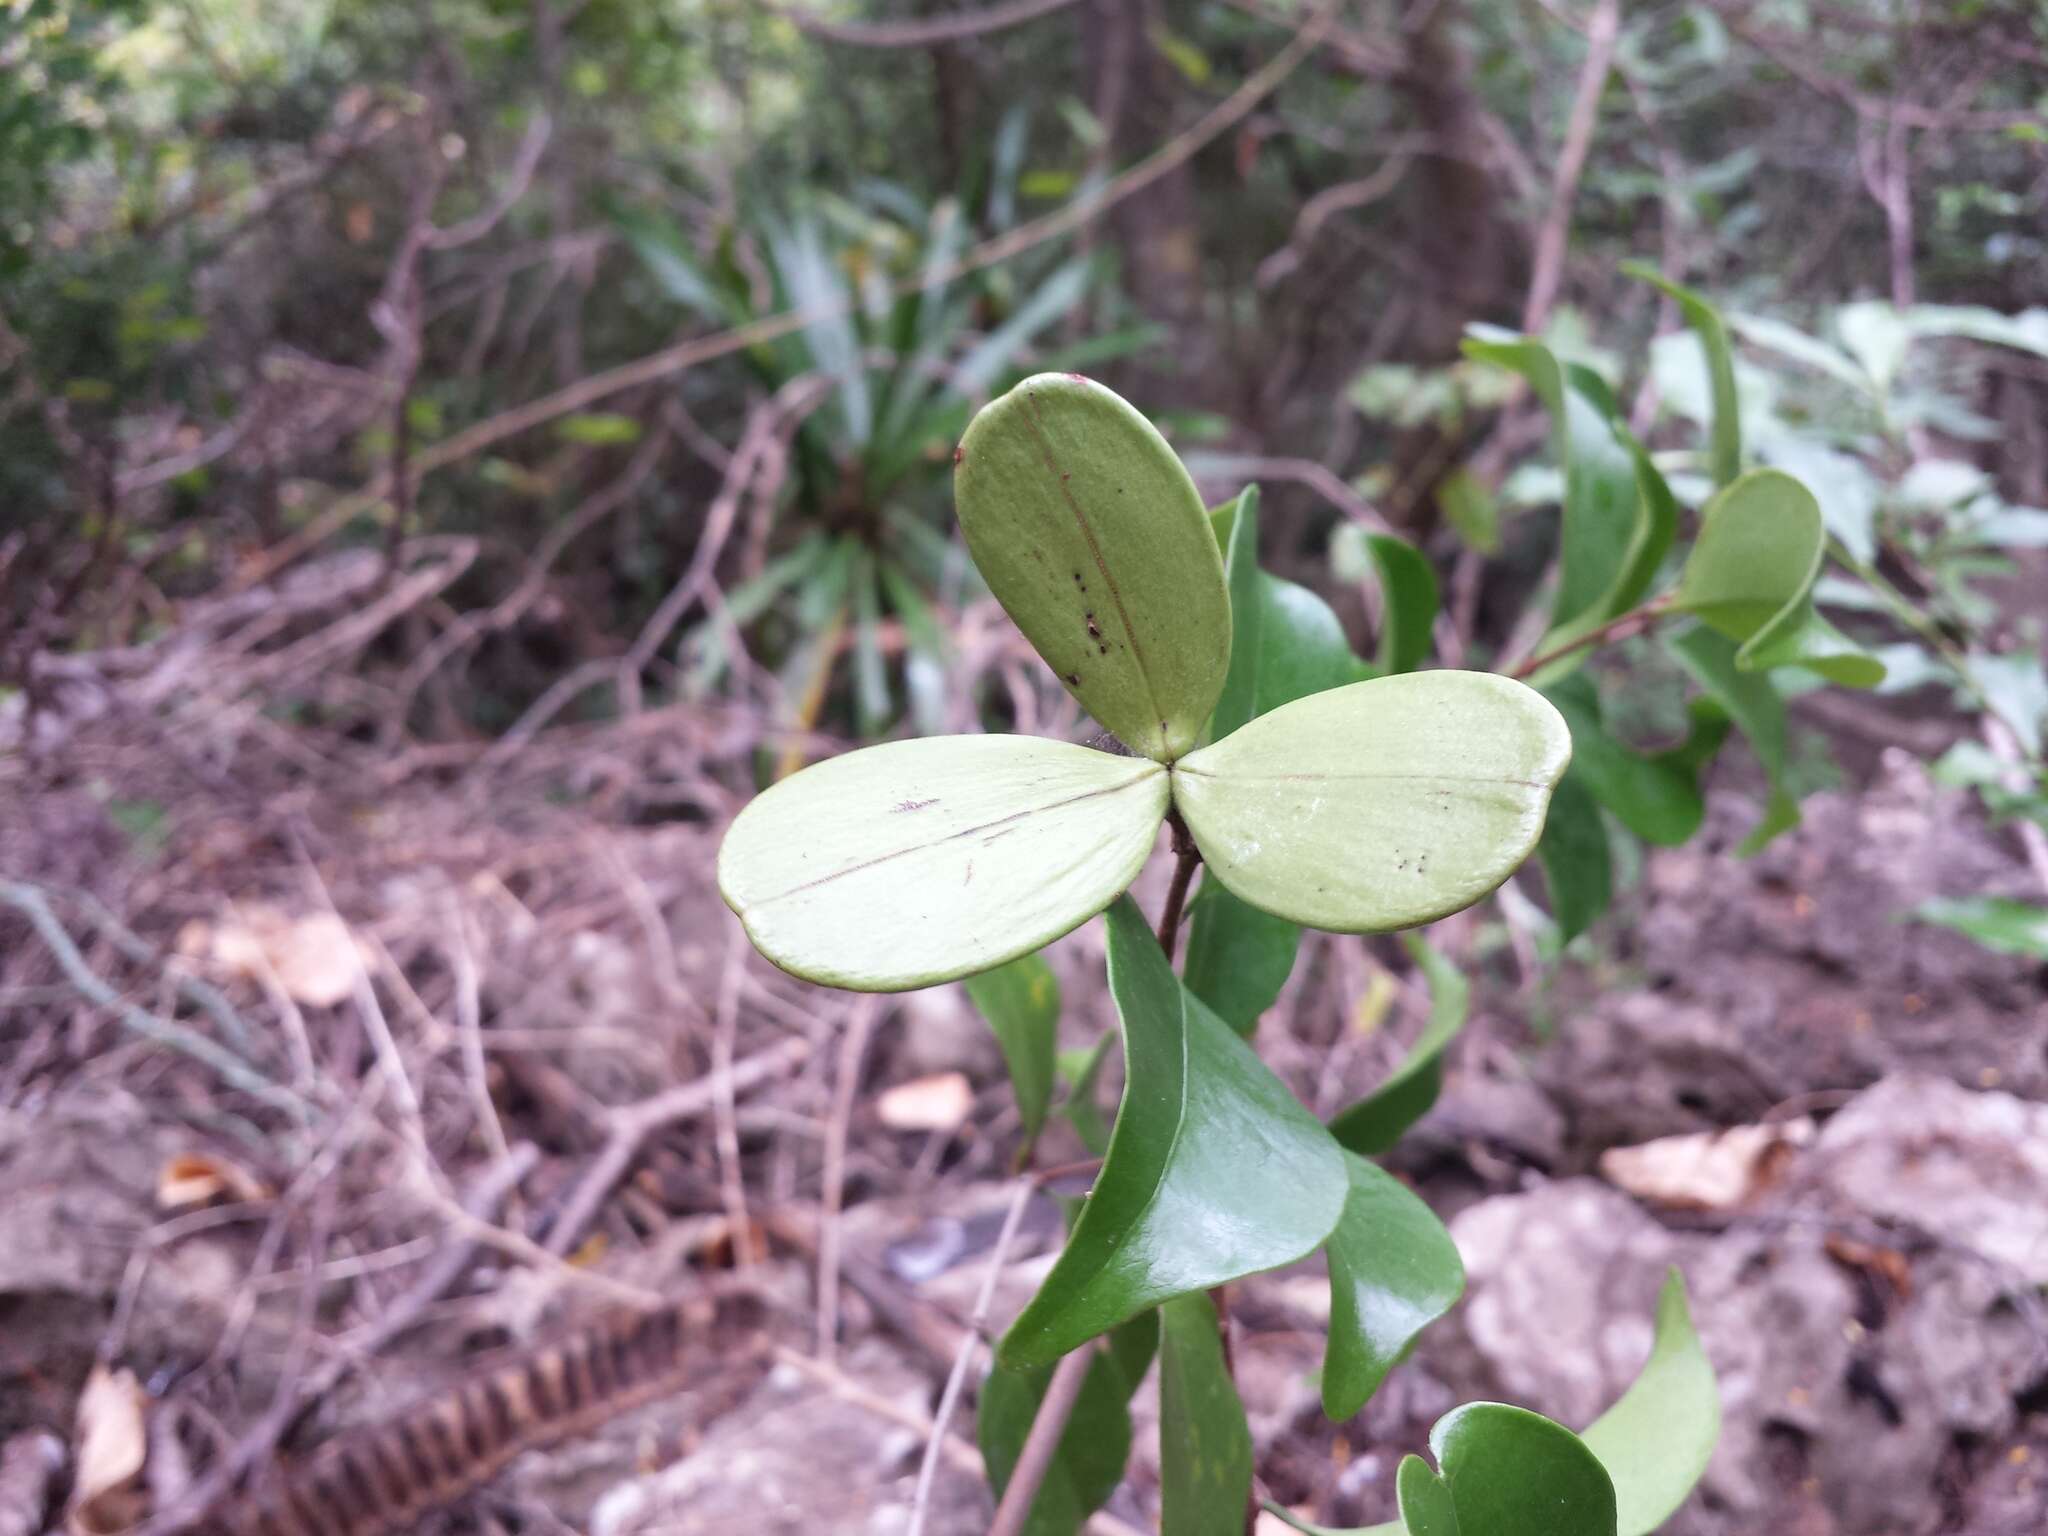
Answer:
7, 0, 2042, 773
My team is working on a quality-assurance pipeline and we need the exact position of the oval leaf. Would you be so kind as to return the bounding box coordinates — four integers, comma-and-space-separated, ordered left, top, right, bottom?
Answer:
1675, 469, 1824, 652
719, 736, 1166, 991
1171, 673, 1571, 934
1160, 1292, 1255, 1536
999, 896, 1348, 1367
1429, 1403, 1617, 1536
1580, 1271, 1720, 1536
1321, 1153, 1466, 1420
956, 374, 1230, 761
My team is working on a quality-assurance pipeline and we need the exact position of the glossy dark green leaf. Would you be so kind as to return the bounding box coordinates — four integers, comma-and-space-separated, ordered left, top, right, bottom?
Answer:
1623, 263, 1740, 488
1911, 896, 2048, 959
719, 735, 1167, 991
1321, 1153, 1466, 1419
1365, 535, 1439, 676
1581, 1271, 1720, 1536
1328, 935, 1469, 1156
966, 952, 1061, 1152
1543, 675, 1706, 847
1159, 1291, 1254, 1536
1536, 774, 1613, 941
1173, 673, 1572, 934
1395, 1454, 1457, 1536
956, 374, 1230, 761
1182, 878, 1301, 1035
1210, 483, 1359, 741
979, 1312, 1158, 1536
999, 897, 1348, 1367
1666, 624, 1800, 855
1426, 1403, 1618, 1536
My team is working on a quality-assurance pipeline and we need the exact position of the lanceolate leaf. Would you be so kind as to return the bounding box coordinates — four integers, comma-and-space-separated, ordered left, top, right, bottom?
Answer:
999, 897, 1348, 1368
1623, 264, 1740, 488
1172, 673, 1571, 934
1580, 1271, 1720, 1536
955, 374, 1230, 761
1159, 1292, 1254, 1536
1365, 534, 1440, 677
719, 736, 1166, 991
1666, 624, 1800, 855
1328, 935, 1470, 1156
1536, 774, 1613, 942
965, 952, 1062, 1153
1421, 1404, 1618, 1536
1320, 1153, 1466, 1419
980, 1312, 1159, 1536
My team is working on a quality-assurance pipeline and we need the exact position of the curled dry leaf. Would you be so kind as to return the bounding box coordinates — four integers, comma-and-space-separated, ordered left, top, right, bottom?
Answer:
67, 1365, 147, 1536
1598, 1118, 1814, 1212
156, 1152, 272, 1211
875, 1071, 975, 1133
196, 904, 374, 1008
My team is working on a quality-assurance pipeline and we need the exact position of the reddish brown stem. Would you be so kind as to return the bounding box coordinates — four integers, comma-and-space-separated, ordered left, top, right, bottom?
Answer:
1157, 809, 1201, 960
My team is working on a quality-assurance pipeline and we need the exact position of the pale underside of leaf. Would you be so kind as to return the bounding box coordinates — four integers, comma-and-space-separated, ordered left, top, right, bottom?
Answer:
954, 373, 1230, 761
718, 735, 1166, 991
1172, 673, 1572, 933
1580, 1270, 1721, 1536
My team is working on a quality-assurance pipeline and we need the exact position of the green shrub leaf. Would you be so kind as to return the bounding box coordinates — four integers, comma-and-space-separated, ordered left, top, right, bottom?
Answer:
1328, 935, 1470, 1155
1159, 1291, 1255, 1536
1536, 774, 1613, 942
1320, 1153, 1465, 1419
1666, 624, 1801, 854
1911, 896, 2048, 959
1543, 675, 1707, 846
1364, 534, 1440, 676
1182, 879, 1300, 1035
1623, 264, 1740, 488
1581, 1271, 1720, 1536
1422, 1403, 1618, 1536
999, 897, 1347, 1367
956, 374, 1230, 761
718, 736, 1166, 991
979, 1312, 1158, 1536
965, 951, 1062, 1152
1172, 673, 1571, 934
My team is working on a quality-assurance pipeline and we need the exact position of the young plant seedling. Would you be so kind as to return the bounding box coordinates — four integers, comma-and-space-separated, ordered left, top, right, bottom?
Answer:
719, 370, 1723, 1536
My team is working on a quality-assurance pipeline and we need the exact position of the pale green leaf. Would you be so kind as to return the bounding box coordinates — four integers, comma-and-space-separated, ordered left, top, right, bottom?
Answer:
966, 952, 1062, 1151
999, 897, 1348, 1367
1581, 1271, 1721, 1536
1912, 897, 2048, 960
1172, 673, 1571, 934
956, 373, 1231, 761
719, 736, 1166, 991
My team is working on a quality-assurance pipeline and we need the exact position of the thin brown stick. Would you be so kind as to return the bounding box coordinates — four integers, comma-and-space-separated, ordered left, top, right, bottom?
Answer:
1157, 811, 1202, 961
1505, 592, 1676, 680
987, 1343, 1100, 1536
817, 995, 881, 1363
540, 1035, 814, 1256
1522, 0, 1620, 335
770, 0, 1081, 48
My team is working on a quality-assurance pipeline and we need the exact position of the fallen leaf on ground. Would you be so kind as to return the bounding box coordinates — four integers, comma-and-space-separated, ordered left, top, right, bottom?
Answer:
67, 1366, 147, 1536
156, 1153, 271, 1210
877, 1072, 975, 1132
1599, 1118, 1814, 1211
198, 904, 374, 1007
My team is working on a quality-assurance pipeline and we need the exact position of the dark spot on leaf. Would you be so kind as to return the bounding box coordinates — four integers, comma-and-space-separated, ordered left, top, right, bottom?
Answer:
964, 860, 974, 886
1064, 672, 1081, 686
953, 445, 964, 466
1099, 644, 1109, 654
893, 798, 939, 813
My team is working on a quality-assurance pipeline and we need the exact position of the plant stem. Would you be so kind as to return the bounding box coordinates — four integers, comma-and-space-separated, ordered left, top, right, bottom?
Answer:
1157, 809, 1201, 960
1507, 591, 1677, 681
986, 1343, 1098, 1536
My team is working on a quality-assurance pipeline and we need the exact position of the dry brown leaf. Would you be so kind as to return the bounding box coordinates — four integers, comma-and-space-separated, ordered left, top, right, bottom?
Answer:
1598, 1117, 1815, 1211
67, 1365, 147, 1536
876, 1071, 974, 1133
206, 904, 372, 1007
156, 1153, 272, 1211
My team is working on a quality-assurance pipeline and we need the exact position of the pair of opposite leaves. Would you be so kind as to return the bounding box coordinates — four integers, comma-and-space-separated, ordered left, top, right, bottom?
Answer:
719, 375, 1572, 992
